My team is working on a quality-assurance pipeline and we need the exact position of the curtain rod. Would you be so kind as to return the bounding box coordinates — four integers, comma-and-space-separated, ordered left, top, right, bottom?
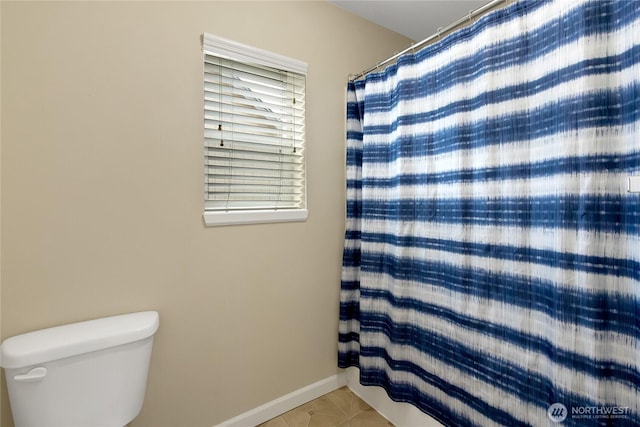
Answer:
351, 0, 510, 80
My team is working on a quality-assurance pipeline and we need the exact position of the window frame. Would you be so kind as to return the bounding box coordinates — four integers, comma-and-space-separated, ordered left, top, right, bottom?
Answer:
202, 33, 308, 227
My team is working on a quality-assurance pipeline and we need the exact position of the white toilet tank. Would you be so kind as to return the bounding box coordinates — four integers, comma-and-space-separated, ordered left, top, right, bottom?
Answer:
0, 311, 159, 427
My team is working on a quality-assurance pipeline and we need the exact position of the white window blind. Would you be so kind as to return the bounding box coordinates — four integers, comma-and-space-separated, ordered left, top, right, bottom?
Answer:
202, 34, 307, 226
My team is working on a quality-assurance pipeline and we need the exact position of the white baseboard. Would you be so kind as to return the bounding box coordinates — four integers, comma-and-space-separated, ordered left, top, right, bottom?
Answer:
345, 367, 444, 427
214, 373, 348, 427
214, 367, 444, 427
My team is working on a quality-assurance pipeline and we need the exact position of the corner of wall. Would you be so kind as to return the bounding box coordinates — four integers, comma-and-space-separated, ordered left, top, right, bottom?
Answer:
0, 0, 4, 421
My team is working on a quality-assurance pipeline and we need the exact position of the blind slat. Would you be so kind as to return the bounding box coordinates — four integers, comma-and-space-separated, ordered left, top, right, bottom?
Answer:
204, 120, 303, 142
204, 200, 300, 210
206, 158, 303, 170
204, 90, 304, 117
207, 176, 301, 186
204, 56, 305, 87
205, 140, 303, 156
204, 101, 303, 127
207, 185, 302, 195
206, 166, 300, 180
206, 194, 301, 201
205, 136, 303, 151
205, 84, 304, 108
206, 152, 304, 169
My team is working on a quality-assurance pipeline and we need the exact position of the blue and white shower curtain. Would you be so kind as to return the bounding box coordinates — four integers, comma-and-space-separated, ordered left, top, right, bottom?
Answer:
339, 1, 640, 426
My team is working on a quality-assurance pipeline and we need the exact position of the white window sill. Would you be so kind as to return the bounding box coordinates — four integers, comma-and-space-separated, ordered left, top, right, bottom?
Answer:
203, 209, 308, 227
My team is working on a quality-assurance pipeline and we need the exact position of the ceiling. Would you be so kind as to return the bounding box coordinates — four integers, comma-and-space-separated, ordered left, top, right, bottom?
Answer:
328, 0, 492, 41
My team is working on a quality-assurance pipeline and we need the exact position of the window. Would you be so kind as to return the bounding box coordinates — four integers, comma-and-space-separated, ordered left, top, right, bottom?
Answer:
202, 33, 307, 226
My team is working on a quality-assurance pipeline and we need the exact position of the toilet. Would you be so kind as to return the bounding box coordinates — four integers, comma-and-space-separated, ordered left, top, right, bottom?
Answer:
0, 311, 159, 427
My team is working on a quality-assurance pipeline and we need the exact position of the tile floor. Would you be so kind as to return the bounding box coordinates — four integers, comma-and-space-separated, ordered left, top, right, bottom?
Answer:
257, 387, 394, 427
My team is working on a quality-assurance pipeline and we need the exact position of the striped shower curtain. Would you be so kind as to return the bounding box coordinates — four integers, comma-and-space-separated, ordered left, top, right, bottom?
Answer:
339, 1, 640, 426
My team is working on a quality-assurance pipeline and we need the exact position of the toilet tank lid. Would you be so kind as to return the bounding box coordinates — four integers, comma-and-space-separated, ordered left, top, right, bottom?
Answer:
0, 311, 159, 369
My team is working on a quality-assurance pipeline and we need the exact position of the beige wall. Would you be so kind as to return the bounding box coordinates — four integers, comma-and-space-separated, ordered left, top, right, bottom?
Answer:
0, 1, 410, 426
